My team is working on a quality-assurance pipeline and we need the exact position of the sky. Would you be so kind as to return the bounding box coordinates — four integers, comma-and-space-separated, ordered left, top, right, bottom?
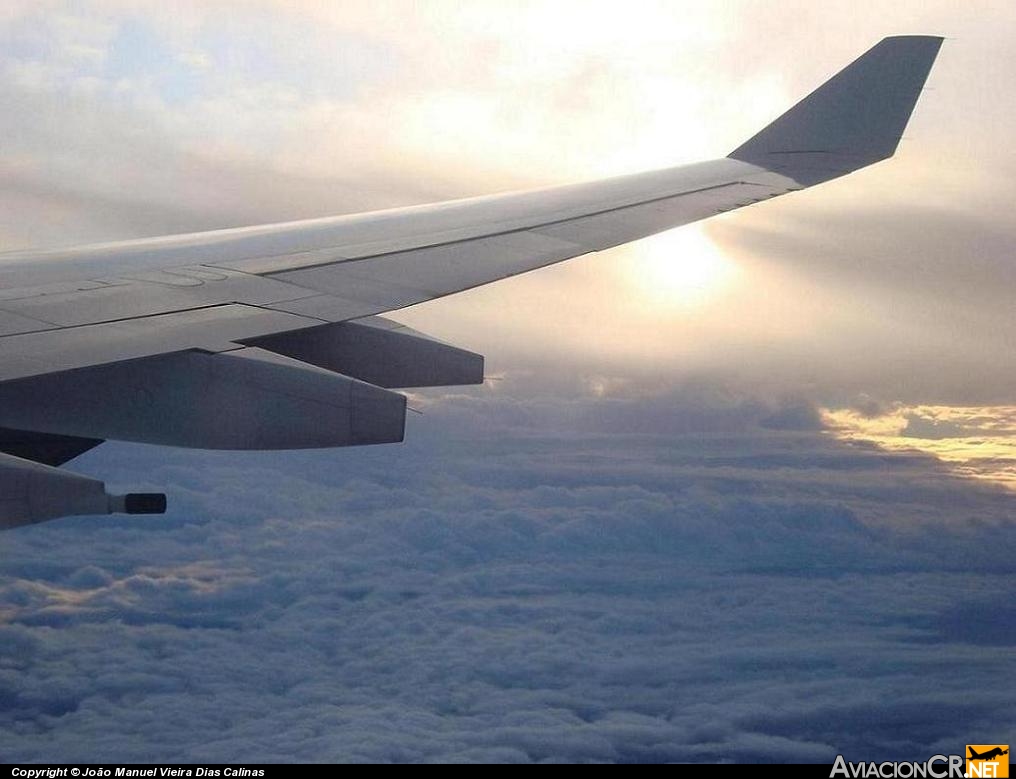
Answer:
0, 0, 1015, 764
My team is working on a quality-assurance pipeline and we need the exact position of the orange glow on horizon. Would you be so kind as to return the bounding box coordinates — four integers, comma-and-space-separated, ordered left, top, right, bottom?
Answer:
823, 405, 1016, 490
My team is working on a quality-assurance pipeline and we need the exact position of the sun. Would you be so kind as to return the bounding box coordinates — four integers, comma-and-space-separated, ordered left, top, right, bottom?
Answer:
626, 225, 737, 308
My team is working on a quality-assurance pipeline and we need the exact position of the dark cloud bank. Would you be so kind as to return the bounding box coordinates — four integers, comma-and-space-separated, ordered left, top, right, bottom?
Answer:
0, 384, 1013, 763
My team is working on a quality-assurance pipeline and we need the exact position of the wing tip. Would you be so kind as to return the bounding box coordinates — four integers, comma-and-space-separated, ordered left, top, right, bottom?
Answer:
729, 34, 944, 184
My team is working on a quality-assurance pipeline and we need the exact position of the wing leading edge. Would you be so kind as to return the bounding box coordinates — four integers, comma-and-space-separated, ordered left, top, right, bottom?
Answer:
0, 36, 943, 528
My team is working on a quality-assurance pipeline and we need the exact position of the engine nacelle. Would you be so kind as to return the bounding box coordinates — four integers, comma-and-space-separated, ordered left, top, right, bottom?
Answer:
0, 347, 406, 450
246, 317, 484, 389
0, 451, 164, 529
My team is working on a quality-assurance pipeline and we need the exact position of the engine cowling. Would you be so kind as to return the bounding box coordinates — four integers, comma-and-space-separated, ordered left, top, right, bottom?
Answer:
245, 316, 484, 389
0, 451, 164, 529
0, 347, 406, 450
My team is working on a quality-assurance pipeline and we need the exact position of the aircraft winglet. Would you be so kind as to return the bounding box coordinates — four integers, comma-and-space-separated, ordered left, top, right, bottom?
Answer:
729, 35, 944, 184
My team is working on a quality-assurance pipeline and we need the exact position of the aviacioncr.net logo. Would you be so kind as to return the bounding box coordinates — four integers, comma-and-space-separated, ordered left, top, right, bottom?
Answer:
831, 755, 965, 778
966, 745, 1009, 779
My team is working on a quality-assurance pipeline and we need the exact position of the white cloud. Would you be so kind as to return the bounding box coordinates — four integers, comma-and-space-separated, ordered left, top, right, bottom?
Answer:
1, 386, 1014, 761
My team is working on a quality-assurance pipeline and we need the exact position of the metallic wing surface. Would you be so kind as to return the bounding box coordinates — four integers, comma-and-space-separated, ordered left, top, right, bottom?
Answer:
0, 36, 943, 528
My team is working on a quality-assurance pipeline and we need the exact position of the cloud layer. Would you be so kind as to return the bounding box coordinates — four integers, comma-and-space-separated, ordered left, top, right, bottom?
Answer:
1, 386, 1014, 762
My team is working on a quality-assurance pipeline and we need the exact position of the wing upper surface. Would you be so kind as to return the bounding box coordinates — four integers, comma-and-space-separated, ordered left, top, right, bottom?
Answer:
0, 159, 799, 380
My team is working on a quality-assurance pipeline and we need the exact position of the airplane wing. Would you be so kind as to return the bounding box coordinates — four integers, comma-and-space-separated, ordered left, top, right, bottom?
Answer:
0, 35, 943, 528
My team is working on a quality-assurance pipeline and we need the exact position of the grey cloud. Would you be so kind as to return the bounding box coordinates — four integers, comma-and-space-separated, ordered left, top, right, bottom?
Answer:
1, 385, 1014, 762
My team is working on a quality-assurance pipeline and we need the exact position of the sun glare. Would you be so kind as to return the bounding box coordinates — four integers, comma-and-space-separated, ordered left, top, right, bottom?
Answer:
626, 225, 737, 308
